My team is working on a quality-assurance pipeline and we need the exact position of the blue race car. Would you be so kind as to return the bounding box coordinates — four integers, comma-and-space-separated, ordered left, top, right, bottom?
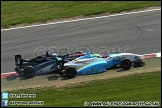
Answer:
60, 52, 145, 77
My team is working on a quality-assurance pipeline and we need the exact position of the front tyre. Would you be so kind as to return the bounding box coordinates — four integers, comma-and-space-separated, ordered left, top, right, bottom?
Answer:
64, 67, 77, 78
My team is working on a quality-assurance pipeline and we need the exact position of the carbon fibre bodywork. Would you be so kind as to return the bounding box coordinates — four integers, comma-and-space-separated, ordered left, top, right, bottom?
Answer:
15, 55, 62, 78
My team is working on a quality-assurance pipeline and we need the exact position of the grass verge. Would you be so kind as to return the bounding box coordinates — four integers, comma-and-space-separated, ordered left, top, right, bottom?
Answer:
1, 1, 161, 28
2, 71, 161, 107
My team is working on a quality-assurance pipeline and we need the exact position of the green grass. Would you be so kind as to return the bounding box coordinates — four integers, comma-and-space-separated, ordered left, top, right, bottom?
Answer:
1, 1, 161, 28
3, 71, 161, 107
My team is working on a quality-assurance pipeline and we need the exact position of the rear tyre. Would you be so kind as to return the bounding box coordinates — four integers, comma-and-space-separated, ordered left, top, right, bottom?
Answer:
64, 67, 77, 78
121, 59, 132, 70
15, 67, 18, 71
23, 66, 35, 78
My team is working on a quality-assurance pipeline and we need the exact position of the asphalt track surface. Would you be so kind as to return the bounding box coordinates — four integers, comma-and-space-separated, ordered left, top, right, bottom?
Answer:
1, 9, 161, 73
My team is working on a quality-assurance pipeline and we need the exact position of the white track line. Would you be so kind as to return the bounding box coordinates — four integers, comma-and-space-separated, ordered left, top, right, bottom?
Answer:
156, 52, 161, 57
1, 72, 17, 75
1, 8, 161, 31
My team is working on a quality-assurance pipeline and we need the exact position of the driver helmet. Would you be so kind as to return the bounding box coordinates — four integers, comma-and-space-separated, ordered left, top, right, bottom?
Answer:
51, 52, 57, 57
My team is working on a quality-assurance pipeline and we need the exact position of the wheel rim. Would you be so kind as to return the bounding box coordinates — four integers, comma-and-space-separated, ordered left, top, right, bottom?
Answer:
122, 60, 131, 69
67, 69, 74, 76
123, 61, 129, 67
66, 68, 76, 77
25, 68, 34, 77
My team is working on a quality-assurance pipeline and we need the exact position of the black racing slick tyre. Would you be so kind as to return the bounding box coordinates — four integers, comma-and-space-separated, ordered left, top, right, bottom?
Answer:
121, 59, 132, 70
64, 67, 77, 78
23, 66, 35, 78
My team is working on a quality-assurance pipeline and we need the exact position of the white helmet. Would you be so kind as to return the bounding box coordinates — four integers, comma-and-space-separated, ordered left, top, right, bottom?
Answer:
51, 52, 57, 57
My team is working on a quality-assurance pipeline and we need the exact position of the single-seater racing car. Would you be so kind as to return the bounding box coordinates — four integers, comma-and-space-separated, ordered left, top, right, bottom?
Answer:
60, 51, 145, 78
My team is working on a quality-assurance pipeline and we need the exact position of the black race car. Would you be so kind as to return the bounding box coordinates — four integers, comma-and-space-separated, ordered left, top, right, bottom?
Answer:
14, 51, 85, 78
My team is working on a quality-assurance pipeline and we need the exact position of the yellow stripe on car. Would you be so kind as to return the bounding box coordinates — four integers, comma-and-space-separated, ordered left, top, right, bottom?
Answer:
77, 63, 91, 71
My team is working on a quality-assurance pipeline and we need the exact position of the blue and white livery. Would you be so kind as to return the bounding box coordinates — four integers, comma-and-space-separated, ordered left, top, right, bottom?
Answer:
62, 52, 145, 77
